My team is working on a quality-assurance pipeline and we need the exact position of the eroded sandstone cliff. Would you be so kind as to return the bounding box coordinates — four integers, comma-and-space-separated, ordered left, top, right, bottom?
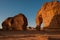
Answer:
36, 1, 60, 30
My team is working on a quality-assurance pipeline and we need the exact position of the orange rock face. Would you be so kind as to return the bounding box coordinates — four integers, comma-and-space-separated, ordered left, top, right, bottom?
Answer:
36, 1, 60, 30
2, 13, 28, 31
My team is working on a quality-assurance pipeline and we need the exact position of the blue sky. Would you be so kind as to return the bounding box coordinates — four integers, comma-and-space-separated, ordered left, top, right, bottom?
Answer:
0, 0, 60, 28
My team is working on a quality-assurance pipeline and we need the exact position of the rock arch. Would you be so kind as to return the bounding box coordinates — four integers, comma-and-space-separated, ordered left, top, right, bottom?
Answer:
36, 1, 60, 31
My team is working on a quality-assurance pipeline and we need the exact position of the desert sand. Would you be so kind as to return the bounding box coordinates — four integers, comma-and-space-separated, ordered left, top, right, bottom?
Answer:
0, 30, 60, 40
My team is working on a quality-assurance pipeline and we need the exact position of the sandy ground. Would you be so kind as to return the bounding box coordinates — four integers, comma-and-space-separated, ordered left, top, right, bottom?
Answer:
0, 30, 60, 40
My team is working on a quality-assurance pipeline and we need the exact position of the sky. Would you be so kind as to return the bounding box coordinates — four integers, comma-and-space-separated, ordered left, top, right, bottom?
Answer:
0, 0, 60, 28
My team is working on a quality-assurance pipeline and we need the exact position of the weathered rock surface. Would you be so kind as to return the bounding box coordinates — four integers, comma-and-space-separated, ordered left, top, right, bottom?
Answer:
2, 13, 28, 31
36, 1, 60, 30
2, 17, 13, 30
11, 13, 28, 30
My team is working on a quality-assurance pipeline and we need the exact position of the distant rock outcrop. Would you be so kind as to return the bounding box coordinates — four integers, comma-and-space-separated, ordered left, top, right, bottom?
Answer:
2, 13, 28, 31
27, 27, 34, 30
36, 1, 60, 30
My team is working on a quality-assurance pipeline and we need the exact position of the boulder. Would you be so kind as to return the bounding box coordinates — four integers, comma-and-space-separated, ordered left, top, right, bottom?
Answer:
36, 1, 60, 31
2, 13, 28, 31
2, 17, 13, 30
11, 13, 28, 30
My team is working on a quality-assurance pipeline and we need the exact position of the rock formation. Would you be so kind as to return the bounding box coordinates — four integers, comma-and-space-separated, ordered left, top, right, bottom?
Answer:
36, 1, 60, 31
2, 17, 13, 30
27, 27, 34, 30
11, 13, 28, 30
2, 13, 28, 31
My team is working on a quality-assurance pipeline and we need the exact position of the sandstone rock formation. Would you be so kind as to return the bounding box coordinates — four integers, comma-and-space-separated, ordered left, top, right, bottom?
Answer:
2, 17, 13, 30
2, 13, 28, 31
36, 1, 60, 31
11, 13, 28, 30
